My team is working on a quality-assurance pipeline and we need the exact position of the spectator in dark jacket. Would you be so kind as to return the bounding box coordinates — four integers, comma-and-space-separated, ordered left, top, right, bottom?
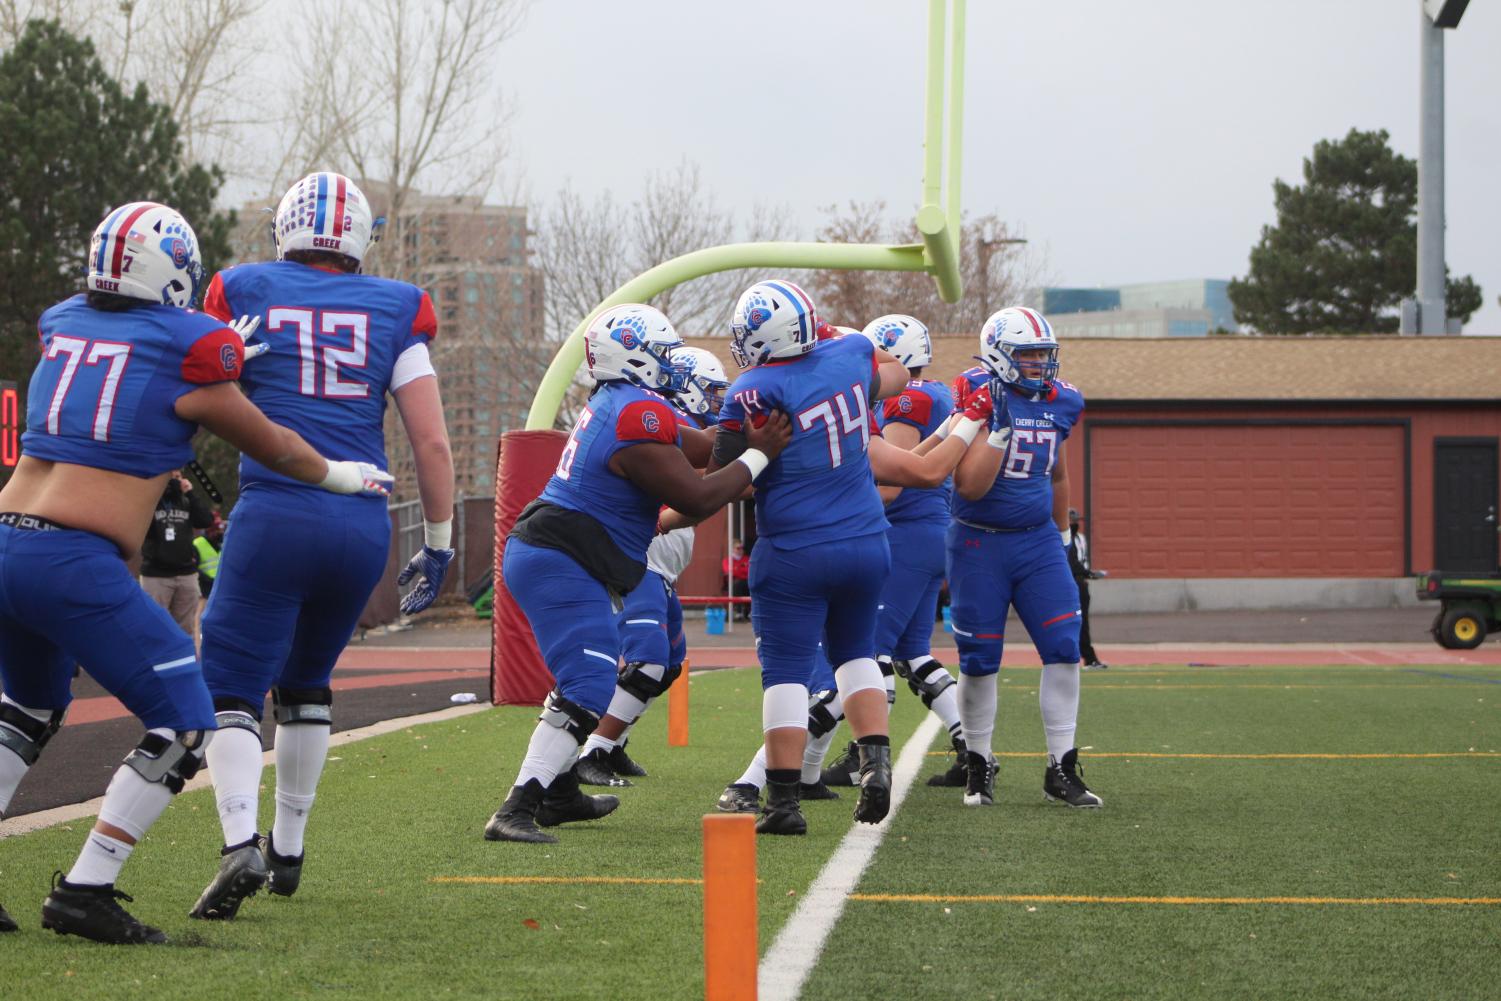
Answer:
1066, 508, 1108, 670
141, 470, 214, 638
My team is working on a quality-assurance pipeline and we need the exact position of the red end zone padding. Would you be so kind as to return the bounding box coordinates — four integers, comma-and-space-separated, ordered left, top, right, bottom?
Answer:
491, 429, 567, 707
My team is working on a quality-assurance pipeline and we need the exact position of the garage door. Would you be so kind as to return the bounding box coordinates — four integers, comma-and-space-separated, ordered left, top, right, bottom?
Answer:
1089, 424, 1405, 577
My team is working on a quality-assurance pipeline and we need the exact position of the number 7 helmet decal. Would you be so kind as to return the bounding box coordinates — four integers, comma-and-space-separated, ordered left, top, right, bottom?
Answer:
86, 202, 205, 308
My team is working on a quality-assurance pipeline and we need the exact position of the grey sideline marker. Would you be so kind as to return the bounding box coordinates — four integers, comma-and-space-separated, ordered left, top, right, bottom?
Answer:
758, 714, 943, 1001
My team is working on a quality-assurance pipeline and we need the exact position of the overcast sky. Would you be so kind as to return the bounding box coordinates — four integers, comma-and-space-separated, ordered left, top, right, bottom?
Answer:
494, 0, 1500, 333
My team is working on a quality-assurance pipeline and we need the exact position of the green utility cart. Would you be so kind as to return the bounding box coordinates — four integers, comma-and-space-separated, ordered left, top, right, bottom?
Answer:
1416, 571, 1501, 649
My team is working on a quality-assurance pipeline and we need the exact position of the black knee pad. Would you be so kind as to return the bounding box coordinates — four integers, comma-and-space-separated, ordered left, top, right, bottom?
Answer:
123, 729, 206, 794
617, 661, 672, 702
273, 687, 333, 727
539, 689, 599, 745
806, 689, 842, 739
213, 695, 264, 737
0, 702, 65, 766
907, 661, 957, 709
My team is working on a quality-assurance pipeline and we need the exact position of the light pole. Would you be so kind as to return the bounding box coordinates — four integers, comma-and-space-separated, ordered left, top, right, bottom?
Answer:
1407, 0, 1471, 335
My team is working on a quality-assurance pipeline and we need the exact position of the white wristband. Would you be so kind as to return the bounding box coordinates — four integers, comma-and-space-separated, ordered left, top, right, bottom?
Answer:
951, 417, 983, 446
425, 519, 453, 550
986, 428, 1012, 451
1061, 528, 1072, 547
932, 417, 952, 441
735, 448, 770, 480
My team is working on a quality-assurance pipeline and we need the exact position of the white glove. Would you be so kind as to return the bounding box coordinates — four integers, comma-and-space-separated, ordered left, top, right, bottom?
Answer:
1061, 528, 1073, 548
320, 460, 394, 497
229, 315, 269, 360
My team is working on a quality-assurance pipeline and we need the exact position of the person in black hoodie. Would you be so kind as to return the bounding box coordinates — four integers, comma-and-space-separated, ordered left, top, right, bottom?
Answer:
140, 470, 214, 638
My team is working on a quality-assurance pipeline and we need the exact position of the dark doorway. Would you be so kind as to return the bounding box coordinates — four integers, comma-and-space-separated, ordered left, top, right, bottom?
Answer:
1434, 438, 1499, 571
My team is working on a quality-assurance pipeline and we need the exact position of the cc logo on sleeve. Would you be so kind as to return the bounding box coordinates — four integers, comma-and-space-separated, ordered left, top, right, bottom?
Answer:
642, 410, 660, 434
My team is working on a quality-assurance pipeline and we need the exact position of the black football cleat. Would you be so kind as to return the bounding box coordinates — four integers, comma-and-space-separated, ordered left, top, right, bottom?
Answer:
42, 874, 166, 944
484, 779, 557, 844
798, 779, 840, 801
575, 747, 632, 787
608, 740, 648, 778
260, 832, 304, 898
819, 741, 860, 787
189, 842, 268, 920
962, 750, 996, 807
853, 743, 892, 824
716, 783, 761, 813
1082, 660, 1110, 671
1044, 748, 1103, 808
927, 735, 969, 787
535, 767, 620, 827
755, 780, 806, 836
0, 901, 16, 933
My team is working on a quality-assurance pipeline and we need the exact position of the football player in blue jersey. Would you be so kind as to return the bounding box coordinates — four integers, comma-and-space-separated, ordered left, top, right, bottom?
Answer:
708, 282, 990, 836
820, 314, 973, 789
487, 305, 790, 844
189, 172, 457, 920
0, 202, 391, 943
575, 346, 731, 787
948, 306, 1102, 809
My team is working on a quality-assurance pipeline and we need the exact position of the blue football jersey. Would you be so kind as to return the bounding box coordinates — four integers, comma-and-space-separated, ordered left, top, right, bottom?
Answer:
951, 379, 1085, 530
719, 334, 886, 550
539, 382, 683, 563
204, 262, 436, 493
22, 295, 245, 477
878, 379, 954, 526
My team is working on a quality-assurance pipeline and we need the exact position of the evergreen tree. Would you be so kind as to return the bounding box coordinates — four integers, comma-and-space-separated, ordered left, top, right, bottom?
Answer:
1229, 128, 1481, 333
0, 19, 235, 381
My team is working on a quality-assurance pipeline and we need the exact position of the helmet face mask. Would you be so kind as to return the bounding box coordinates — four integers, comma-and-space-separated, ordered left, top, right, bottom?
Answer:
672, 346, 730, 420
730, 279, 818, 368
979, 306, 1059, 393
86, 202, 205, 308
584, 304, 684, 392
274, 172, 377, 265
861, 314, 932, 370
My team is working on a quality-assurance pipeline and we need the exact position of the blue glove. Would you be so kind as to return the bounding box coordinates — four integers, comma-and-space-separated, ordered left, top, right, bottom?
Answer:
985, 375, 1012, 432
397, 545, 454, 614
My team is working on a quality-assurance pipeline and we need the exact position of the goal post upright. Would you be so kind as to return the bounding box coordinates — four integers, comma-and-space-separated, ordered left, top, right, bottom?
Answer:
523, 0, 967, 429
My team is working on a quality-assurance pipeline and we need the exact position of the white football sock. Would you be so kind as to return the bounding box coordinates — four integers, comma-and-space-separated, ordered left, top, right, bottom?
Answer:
207, 725, 265, 847
958, 673, 999, 756
98, 730, 181, 841
801, 729, 838, 784
581, 732, 617, 756
735, 746, 768, 790
272, 723, 330, 858
514, 723, 581, 788
1040, 661, 1081, 761
66, 832, 134, 887
930, 685, 964, 741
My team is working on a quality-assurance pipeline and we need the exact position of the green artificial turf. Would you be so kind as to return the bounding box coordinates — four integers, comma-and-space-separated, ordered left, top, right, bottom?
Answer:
2, 663, 1498, 1000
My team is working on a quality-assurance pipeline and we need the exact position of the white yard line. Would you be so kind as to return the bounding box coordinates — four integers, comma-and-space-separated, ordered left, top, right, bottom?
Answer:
0, 703, 491, 839
758, 714, 943, 1001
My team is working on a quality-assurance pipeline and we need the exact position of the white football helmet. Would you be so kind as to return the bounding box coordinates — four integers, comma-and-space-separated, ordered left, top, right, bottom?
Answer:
730, 279, 818, 368
274, 172, 380, 264
978, 306, 1059, 393
862, 314, 932, 369
85, 202, 204, 308
584, 304, 684, 391
673, 346, 730, 420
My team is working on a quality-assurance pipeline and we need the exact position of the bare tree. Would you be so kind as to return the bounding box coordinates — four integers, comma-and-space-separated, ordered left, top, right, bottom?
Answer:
274, 0, 529, 283
0, 0, 89, 44
536, 161, 794, 344
808, 201, 1049, 335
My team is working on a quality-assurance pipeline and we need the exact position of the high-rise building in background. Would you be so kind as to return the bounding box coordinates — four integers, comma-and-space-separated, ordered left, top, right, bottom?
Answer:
232, 186, 548, 500
1030, 279, 1235, 338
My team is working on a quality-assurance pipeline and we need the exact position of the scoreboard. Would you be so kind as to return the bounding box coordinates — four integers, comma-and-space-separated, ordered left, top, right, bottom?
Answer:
0, 381, 19, 477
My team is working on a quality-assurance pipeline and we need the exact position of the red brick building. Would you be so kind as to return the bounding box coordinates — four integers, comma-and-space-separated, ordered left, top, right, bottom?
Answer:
676, 335, 1501, 603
